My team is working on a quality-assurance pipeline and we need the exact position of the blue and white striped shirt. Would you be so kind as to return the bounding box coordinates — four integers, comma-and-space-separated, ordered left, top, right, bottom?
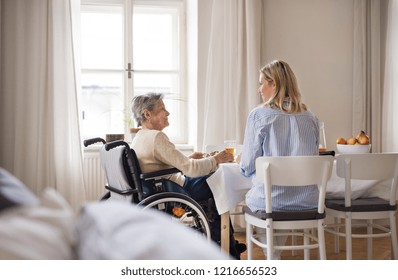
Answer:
240, 104, 320, 212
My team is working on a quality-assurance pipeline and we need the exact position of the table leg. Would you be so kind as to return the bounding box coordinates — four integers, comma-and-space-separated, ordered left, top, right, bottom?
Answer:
221, 211, 230, 254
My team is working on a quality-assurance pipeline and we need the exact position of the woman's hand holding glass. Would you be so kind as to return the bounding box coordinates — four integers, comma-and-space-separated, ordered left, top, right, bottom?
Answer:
214, 150, 234, 164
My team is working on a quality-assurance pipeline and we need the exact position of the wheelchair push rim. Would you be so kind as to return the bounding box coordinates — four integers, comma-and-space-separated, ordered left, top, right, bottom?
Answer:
138, 192, 211, 241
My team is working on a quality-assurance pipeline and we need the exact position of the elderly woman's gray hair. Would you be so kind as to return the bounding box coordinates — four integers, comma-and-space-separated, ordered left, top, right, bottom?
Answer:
130, 93, 164, 126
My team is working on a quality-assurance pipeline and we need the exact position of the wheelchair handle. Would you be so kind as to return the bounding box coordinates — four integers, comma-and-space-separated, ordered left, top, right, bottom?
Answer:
105, 140, 130, 151
83, 137, 106, 147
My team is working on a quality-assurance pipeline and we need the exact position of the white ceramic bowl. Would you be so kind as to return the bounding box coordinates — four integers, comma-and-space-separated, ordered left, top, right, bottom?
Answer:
336, 144, 371, 154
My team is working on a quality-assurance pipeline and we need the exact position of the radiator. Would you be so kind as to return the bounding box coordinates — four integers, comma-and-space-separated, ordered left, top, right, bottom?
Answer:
83, 148, 107, 201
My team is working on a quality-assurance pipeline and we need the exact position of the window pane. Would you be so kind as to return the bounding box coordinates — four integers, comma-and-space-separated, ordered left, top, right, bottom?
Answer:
133, 6, 179, 70
133, 73, 179, 95
81, 5, 124, 70
81, 72, 125, 139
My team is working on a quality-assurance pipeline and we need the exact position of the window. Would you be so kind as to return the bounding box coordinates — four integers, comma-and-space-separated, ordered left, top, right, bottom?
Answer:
80, 0, 187, 143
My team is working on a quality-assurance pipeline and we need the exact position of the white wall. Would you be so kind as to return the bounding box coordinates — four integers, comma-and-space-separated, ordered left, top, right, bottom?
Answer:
197, 0, 357, 151
262, 0, 354, 150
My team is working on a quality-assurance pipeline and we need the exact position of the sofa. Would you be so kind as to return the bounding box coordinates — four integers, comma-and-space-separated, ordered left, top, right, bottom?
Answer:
0, 167, 228, 260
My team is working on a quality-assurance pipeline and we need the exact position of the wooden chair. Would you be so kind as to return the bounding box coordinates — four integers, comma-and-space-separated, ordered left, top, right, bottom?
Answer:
244, 155, 334, 260
325, 153, 398, 260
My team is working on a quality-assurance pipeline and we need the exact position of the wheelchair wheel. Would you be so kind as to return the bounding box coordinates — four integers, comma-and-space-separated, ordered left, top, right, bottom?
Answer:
138, 192, 211, 241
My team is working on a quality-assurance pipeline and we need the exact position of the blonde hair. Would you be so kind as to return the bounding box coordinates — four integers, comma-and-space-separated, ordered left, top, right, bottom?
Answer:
260, 60, 307, 113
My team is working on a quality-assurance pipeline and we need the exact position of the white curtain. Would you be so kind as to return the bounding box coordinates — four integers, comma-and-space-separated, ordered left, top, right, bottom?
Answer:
202, 0, 262, 147
352, 0, 382, 152
382, 0, 398, 152
0, 0, 85, 211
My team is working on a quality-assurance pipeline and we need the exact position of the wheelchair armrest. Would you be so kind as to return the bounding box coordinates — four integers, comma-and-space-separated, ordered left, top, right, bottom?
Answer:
140, 168, 181, 180
105, 185, 138, 195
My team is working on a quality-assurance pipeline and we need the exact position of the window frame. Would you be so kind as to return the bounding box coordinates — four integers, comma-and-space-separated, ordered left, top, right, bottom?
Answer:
80, 0, 188, 144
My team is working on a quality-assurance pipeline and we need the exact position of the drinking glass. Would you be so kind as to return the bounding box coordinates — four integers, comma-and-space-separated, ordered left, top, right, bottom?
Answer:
224, 140, 236, 157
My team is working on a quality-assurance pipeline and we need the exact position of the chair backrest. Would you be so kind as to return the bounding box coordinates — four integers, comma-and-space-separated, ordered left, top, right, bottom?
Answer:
124, 147, 145, 194
99, 141, 143, 202
255, 156, 334, 213
335, 153, 398, 205
100, 145, 132, 201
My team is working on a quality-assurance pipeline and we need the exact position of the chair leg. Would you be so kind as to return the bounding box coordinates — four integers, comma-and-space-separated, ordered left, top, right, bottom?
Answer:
266, 222, 273, 260
246, 222, 253, 260
345, 213, 352, 260
390, 212, 398, 260
291, 230, 297, 256
304, 229, 310, 260
366, 219, 373, 260
318, 222, 327, 260
334, 217, 340, 253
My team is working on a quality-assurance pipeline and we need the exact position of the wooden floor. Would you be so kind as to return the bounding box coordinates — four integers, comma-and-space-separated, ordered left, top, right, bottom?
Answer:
234, 216, 398, 260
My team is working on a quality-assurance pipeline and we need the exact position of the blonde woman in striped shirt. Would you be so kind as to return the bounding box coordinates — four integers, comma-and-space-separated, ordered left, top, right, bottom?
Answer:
240, 60, 320, 258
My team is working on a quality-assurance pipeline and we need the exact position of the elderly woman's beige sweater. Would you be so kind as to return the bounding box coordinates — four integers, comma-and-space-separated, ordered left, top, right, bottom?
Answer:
131, 129, 218, 186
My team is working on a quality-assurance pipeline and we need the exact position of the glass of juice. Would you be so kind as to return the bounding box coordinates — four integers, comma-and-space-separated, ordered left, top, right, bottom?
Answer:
224, 140, 236, 157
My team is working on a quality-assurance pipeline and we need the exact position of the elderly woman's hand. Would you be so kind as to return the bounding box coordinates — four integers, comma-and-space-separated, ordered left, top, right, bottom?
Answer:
213, 150, 234, 164
189, 152, 205, 159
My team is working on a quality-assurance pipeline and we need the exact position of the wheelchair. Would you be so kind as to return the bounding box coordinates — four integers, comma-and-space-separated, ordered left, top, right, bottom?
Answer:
83, 137, 211, 240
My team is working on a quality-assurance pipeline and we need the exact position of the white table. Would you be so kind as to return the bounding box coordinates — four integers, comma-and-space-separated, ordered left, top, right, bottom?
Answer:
206, 163, 251, 253
206, 161, 392, 254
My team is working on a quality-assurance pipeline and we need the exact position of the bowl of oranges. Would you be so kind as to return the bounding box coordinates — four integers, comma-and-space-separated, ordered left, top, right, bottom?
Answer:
336, 131, 371, 154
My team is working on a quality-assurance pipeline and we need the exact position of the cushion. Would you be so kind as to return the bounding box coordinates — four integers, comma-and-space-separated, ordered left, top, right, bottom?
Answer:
0, 188, 76, 259
0, 167, 39, 211
325, 197, 397, 212
76, 201, 229, 260
243, 205, 325, 221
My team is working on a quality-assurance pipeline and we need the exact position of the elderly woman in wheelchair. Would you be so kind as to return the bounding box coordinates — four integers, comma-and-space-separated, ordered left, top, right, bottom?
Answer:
128, 92, 246, 259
